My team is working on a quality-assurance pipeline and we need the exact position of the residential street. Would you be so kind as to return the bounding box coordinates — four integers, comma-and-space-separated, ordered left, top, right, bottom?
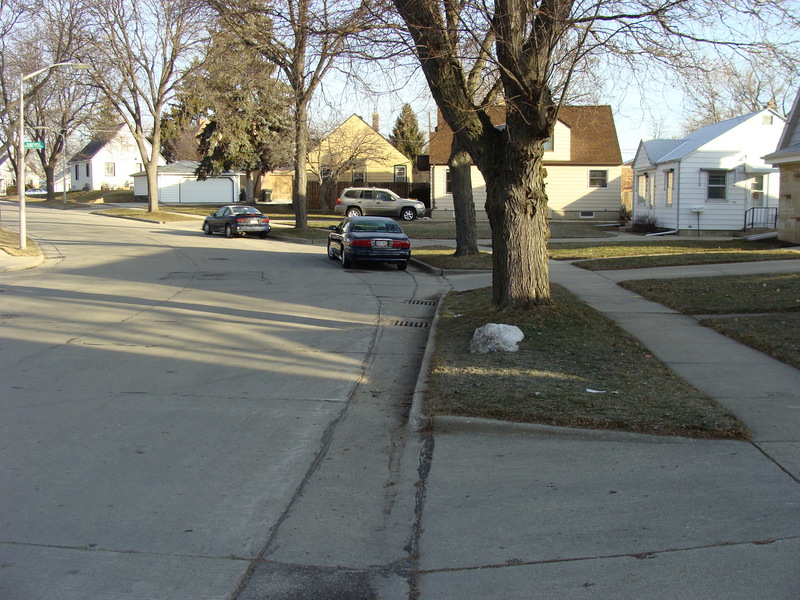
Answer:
0, 203, 446, 599
2, 203, 799, 599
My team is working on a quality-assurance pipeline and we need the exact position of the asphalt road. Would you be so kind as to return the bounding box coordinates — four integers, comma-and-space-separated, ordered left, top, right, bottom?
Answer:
1, 205, 448, 599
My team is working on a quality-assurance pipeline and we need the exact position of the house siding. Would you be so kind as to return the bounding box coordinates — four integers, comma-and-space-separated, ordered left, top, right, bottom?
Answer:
545, 165, 622, 218
430, 164, 621, 219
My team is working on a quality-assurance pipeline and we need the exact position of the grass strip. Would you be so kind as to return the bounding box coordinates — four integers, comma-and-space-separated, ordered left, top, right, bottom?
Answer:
426, 286, 749, 440
620, 273, 800, 370
0, 228, 39, 256
620, 273, 800, 314
698, 314, 800, 370
95, 208, 201, 222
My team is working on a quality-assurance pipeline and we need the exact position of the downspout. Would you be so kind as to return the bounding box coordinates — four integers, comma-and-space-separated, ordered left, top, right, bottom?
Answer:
675, 162, 681, 233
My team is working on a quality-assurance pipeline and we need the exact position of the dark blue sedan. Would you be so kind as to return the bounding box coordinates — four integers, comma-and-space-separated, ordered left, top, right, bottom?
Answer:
202, 205, 271, 238
327, 216, 411, 270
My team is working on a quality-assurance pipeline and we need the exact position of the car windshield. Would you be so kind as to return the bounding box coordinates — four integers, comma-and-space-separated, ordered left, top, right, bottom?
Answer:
351, 221, 403, 233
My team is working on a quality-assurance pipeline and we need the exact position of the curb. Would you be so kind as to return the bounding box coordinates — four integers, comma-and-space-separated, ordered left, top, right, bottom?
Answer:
1, 253, 45, 272
407, 288, 450, 432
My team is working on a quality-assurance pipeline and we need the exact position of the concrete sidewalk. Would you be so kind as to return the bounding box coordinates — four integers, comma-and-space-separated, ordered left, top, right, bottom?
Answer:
416, 259, 800, 598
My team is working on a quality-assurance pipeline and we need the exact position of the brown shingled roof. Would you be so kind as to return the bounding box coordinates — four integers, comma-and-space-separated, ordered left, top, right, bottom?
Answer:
428, 105, 622, 166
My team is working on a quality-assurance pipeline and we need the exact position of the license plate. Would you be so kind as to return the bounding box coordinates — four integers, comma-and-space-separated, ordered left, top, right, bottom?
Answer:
249, 219, 259, 225
373, 240, 389, 247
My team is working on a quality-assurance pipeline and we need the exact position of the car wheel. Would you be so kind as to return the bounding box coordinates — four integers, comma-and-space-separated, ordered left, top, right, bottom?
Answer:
327, 241, 338, 260
202, 222, 212, 235
225, 224, 233, 238
346, 207, 362, 217
397, 261, 408, 271
340, 244, 352, 268
400, 207, 416, 221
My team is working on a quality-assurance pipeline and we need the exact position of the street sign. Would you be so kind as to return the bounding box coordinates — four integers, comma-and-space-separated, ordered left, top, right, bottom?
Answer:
24, 141, 44, 149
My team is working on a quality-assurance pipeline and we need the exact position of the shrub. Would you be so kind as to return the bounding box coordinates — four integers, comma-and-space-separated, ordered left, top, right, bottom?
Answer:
631, 213, 659, 233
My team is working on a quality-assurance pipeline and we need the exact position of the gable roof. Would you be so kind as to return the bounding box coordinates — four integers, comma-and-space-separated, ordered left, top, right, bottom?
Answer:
69, 124, 127, 163
428, 105, 622, 165
644, 109, 783, 165
764, 87, 800, 164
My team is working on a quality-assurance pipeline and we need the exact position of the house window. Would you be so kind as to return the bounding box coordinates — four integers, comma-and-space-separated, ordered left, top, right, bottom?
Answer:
321, 167, 332, 180
394, 165, 407, 183
74, 165, 80, 180
648, 174, 655, 207
579, 211, 595, 219
445, 168, 452, 194
707, 170, 727, 201
665, 170, 674, 206
85, 164, 90, 177
636, 175, 647, 206
105, 162, 115, 176
589, 170, 607, 188
763, 114, 773, 125
751, 175, 764, 192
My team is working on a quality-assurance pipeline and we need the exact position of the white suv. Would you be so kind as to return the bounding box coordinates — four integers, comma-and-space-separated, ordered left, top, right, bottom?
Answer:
335, 187, 426, 221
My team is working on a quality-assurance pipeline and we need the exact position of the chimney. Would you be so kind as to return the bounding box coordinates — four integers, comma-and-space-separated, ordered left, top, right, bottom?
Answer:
372, 110, 379, 131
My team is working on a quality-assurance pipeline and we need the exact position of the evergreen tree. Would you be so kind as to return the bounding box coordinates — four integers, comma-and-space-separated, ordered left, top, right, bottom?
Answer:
389, 104, 425, 163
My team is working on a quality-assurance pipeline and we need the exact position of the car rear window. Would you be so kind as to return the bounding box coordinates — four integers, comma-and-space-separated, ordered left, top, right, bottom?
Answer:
352, 221, 403, 233
343, 189, 360, 198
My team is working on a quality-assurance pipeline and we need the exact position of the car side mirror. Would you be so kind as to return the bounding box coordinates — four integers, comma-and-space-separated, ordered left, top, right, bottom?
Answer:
328, 225, 337, 231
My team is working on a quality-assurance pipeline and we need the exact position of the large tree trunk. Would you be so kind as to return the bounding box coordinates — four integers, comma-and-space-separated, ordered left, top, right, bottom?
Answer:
145, 161, 159, 213
43, 164, 56, 201
449, 136, 479, 256
483, 133, 550, 309
293, 101, 308, 228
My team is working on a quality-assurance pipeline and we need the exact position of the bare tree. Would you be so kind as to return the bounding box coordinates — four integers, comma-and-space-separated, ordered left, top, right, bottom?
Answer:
392, 0, 799, 309
0, 0, 90, 182
680, 58, 797, 133
308, 116, 401, 211
206, 0, 380, 228
80, 0, 210, 212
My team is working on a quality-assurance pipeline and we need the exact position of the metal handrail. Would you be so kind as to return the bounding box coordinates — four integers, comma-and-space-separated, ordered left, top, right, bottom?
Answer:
743, 206, 778, 231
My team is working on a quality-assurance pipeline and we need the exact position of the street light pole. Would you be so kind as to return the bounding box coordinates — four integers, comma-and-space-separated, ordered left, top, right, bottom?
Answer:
17, 61, 89, 249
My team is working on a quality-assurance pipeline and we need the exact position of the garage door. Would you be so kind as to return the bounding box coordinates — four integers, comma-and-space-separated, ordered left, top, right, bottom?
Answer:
178, 177, 236, 204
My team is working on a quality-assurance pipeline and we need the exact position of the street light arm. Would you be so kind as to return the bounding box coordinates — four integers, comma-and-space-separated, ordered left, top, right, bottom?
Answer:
22, 62, 91, 82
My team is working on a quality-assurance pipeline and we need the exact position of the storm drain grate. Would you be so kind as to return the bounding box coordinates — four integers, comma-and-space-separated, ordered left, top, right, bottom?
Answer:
405, 299, 438, 306
391, 320, 431, 328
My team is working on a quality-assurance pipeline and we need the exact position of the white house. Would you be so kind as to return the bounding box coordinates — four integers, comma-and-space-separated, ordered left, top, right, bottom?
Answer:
132, 160, 240, 204
69, 124, 165, 191
427, 105, 624, 221
764, 88, 800, 244
631, 108, 785, 235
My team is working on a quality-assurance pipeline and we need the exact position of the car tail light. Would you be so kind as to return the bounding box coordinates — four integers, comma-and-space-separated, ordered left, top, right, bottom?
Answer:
336, 198, 342, 205
235, 217, 247, 223
393, 240, 411, 248
349, 239, 372, 247
261, 217, 270, 223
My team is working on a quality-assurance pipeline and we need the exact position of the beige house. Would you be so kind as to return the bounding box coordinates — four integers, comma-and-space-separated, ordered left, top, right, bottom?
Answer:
307, 114, 413, 185
764, 87, 800, 244
428, 105, 623, 220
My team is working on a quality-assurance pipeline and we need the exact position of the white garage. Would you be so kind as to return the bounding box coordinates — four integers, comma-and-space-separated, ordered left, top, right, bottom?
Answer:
133, 160, 240, 204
